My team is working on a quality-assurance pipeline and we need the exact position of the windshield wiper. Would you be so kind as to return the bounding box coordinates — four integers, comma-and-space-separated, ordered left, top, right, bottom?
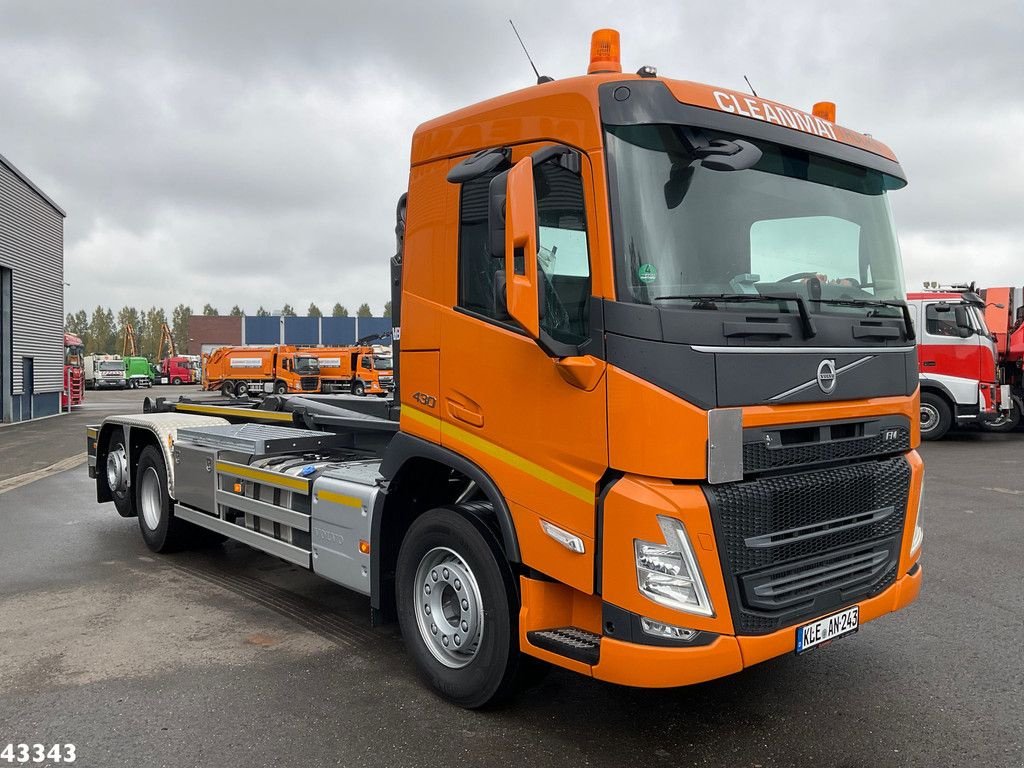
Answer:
652, 293, 817, 339
814, 297, 915, 341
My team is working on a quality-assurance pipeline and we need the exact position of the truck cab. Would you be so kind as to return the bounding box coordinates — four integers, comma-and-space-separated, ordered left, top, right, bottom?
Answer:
907, 289, 1003, 439
85, 355, 127, 390
87, 30, 924, 708
124, 356, 154, 388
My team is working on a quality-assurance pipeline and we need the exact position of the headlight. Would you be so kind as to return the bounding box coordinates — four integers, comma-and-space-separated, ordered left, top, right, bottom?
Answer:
911, 476, 924, 555
634, 516, 714, 617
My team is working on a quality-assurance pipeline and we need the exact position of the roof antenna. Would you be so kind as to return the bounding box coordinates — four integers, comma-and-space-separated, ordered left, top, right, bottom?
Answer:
743, 75, 759, 98
509, 20, 553, 85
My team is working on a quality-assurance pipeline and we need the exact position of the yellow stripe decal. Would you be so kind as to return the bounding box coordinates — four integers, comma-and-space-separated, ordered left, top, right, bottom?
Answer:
316, 490, 363, 508
86, 427, 98, 438
402, 406, 594, 504
176, 403, 294, 422
215, 461, 310, 493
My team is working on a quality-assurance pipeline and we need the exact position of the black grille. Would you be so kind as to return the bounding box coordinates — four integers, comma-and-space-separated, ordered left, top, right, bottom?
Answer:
300, 377, 318, 391
707, 456, 910, 635
743, 425, 911, 474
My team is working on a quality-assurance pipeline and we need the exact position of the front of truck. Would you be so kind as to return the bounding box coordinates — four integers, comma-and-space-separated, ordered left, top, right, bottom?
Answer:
96, 359, 127, 390
586, 76, 923, 684
293, 353, 321, 392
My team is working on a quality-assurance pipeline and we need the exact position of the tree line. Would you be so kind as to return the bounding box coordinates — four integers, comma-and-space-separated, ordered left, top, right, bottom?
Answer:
66, 300, 392, 357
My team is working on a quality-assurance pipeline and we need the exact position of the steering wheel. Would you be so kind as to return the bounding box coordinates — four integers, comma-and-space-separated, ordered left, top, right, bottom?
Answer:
777, 271, 819, 282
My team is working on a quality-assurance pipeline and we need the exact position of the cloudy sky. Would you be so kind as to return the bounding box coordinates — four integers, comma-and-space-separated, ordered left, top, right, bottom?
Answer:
2, 0, 1021, 316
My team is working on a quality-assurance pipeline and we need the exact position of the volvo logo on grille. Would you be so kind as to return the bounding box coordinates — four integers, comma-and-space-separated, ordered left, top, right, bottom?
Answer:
816, 359, 837, 394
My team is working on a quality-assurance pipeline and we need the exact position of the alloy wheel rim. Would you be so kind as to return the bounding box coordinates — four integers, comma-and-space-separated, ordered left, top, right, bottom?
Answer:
413, 547, 484, 669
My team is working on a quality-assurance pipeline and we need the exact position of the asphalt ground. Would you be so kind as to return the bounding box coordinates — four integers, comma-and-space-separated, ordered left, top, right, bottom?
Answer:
0, 396, 1022, 768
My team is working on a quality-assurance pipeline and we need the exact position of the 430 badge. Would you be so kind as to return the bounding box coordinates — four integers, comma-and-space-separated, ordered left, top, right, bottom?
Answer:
412, 392, 437, 408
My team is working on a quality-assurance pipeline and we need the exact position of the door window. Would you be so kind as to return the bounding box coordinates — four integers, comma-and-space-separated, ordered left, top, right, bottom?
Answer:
534, 159, 591, 345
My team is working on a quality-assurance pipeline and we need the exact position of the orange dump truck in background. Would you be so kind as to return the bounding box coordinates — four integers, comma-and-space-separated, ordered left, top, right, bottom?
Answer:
202, 345, 320, 396
310, 346, 394, 397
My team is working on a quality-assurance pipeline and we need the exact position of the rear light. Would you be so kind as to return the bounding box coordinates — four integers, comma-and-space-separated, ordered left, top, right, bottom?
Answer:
634, 516, 714, 617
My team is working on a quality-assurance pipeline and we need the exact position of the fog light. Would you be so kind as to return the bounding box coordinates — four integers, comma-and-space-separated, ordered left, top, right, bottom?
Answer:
635, 516, 714, 617
640, 617, 698, 641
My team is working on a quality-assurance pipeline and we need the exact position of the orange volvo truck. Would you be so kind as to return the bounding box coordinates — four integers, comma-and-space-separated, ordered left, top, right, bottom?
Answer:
86, 30, 923, 708
202, 344, 321, 396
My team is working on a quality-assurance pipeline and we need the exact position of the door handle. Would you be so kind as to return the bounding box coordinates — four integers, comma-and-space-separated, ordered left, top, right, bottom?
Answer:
447, 400, 484, 427
922, 361, 936, 367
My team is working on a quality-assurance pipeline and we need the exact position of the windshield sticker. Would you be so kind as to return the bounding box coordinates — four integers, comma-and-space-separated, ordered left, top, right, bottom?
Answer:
638, 264, 657, 283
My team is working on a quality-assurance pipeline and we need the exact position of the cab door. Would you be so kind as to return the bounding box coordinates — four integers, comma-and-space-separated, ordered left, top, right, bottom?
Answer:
920, 302, 983, 405
439, 147, 607, 593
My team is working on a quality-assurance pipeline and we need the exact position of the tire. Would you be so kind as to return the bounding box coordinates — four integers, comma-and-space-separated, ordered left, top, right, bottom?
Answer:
220, 381, 235, 397
353, 381, 365, 397
920, 392, 952, 440
984, 396, 1022, 433
235, 382, 249, 397
172, 377, 182, 385
135, 445, 192, 553
105, 434, 135, 518
396, 506, 521, 709
274, 381, 288, 395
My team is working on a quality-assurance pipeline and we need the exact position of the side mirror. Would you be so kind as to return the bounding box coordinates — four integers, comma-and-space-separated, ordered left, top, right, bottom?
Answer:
504, 157, 541, 339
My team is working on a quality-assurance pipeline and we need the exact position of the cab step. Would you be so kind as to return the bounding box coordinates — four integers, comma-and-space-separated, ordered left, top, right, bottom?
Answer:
527, 627, 601, 665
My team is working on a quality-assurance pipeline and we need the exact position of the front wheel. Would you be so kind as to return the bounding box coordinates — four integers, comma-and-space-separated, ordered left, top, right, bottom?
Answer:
396, 507, 520, 709
172, 377, 182, 385
353, 381, 365, 397
274, 381, 288, 395
920, 391, 952, 440
983, 396, 1022, 433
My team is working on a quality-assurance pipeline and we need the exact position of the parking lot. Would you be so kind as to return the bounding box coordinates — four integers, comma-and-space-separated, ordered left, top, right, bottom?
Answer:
1, 388, 1022, 768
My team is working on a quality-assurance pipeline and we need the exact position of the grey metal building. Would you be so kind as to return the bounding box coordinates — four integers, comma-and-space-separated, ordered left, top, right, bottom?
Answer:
1, 152, 66, 423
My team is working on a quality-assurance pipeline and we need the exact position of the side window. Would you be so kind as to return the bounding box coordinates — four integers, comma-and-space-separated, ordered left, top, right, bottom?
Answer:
361, 356, 371, 370
458, 170, 506, 321
455, 148, 592, 346
534, 160, 591, 345
925, 305, 958, 338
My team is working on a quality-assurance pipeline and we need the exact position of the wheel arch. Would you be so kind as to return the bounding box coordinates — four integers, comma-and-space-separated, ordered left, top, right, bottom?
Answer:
370, 432, 521, 619
918, 377, 956, 409
95, 422, 164, 508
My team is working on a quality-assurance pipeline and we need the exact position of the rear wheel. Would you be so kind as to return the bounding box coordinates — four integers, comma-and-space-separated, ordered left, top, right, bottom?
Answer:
396, 506, 520, 709
235, 381, 249, 397
220, 381, 235, 397
920, 391, 952, 440
136, 446, 192, 553
105, 434, 134, 518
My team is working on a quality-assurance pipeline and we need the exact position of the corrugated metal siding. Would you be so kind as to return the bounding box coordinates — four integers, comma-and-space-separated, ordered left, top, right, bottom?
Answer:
0, 160, 65, 395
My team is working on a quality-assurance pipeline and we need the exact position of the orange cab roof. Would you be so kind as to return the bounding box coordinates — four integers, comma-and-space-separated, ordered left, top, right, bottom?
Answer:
411, 73, 898, 166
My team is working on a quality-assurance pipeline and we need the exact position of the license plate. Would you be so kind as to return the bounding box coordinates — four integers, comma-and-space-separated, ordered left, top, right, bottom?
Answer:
795, 606, 859, 654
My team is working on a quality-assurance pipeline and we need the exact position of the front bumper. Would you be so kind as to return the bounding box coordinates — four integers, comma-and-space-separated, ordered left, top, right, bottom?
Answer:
590, 564, 921, 687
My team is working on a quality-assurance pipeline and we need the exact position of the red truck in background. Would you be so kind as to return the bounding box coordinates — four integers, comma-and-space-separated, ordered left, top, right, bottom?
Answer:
907, 286, 1006, 439
153, 356, 196, 385
62, 332, 85, 408
981, 286, 1024, 432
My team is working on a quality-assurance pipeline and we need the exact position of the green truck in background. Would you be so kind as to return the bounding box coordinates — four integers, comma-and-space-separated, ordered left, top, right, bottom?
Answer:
124, 356, 154, 388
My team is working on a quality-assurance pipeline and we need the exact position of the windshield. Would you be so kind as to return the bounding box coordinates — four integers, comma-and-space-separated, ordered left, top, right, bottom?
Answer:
66, 346, 84, 366
605, 124, 906, 313
98, 361, 124, 371
373, 356, 393, 371
294, 355, 319, 375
